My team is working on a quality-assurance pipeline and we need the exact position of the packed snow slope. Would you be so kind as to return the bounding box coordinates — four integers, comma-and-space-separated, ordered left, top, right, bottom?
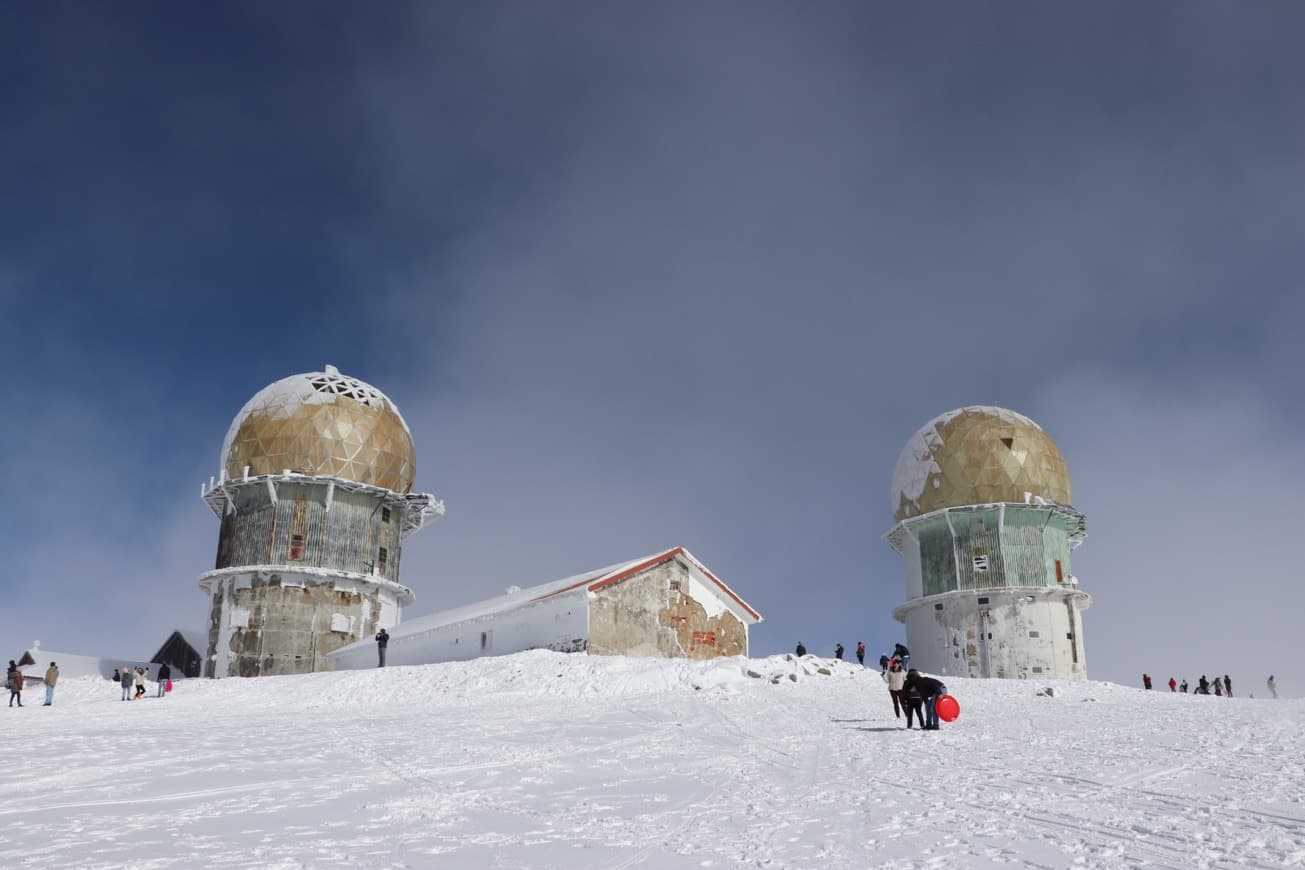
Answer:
3, 652, 1302, 870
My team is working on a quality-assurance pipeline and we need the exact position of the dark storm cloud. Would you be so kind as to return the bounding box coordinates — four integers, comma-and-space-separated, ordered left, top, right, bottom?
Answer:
2, 4, 1302, 690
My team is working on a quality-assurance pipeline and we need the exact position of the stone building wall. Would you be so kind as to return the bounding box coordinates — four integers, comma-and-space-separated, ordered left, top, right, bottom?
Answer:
588, 559, 748, 659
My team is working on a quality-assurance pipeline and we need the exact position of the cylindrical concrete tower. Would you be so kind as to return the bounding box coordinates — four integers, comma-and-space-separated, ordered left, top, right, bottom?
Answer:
885, 406, 1090, 680
198, 366, 443, 677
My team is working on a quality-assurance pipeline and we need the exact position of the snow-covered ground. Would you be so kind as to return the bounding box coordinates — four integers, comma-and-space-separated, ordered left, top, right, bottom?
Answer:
2, 651, 1302, 869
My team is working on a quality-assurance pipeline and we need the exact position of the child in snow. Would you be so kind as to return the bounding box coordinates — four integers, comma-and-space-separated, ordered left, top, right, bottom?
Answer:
902, 682, 924, 729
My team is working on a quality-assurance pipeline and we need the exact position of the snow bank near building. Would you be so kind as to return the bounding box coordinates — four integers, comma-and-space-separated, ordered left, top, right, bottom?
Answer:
2, 652, 1301, 869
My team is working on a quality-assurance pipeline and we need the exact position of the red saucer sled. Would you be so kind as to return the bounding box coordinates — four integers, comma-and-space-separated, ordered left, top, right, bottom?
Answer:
936, 694, 960, 722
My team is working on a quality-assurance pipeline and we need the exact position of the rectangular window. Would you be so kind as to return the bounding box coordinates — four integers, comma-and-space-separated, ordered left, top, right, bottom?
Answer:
669, 580, 681, 591
288, 533, 306, 561
973, 555, 990, 572
377, 546, 388, 575
934, 603, 944, 611
382, 507, 391, 524
1028, 630, 1040, 638
1055, 559, 1063, 583
1032, 666, 1044, 674
977, 597, 990, 605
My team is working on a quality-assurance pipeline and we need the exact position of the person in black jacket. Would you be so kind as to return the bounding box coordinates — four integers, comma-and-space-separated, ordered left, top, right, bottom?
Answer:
893, 643, 910, 670
902, 681, 924, 729
902, 669, 947, 730
376, 628, 390, 667
834, 643, 844, 660
794, 641, 807, 657
157, 663, 172, 698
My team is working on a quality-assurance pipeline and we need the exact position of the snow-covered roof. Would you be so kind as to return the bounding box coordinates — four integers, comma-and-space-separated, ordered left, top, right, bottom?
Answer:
329, 547, 761, 658
218, 364, 418, 493
14, 645, 133, 680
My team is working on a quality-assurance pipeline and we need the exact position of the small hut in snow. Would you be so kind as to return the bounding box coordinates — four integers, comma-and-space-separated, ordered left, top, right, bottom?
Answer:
327, 547, 762, 670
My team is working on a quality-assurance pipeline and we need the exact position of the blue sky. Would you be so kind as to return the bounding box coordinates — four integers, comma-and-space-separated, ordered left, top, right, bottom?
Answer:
2, 3, 1303, 691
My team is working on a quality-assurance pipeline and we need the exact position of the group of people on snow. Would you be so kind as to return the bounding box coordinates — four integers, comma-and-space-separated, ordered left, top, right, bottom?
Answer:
796, 640, 909, 673
1145, 672, 1277, 698
7, 660, 60, 707
112, 664, 173, 700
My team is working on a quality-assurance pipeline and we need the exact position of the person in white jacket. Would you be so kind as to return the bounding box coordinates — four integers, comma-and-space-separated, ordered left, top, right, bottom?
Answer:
883, 659, 906, 720
1267, 675, 1278, 699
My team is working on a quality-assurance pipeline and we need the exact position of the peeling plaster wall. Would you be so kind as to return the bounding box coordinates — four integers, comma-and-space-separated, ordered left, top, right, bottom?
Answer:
329, 590, 589, 670
899, 589, 1089, 680
590, 559, 748, 659
202, 571, 401, 677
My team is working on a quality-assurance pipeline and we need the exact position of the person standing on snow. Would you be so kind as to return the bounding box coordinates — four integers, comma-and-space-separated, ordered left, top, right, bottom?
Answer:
902, 680, 924, 729
133, 667, 147, 700
794, 641, 807, 657
1168, 677, 1176, 692
903, 669, 947, 730
375, 628, 390, 668
883, 659, 906, 721
43, 662, 58, 706
855, 642, 865, 666
1197, 675, 1210, 695
1267, 675, 1277, 698
7, 661, 23, 708
834, 643, 844, 660
120, 666, 133, 701
1180, 680, 1189, 693
157, 663, 171, 698
1142, 673, 1152, 690
1213, 678, 1223, 697
878, 653, 890, 673
893, 643, 911, 670
1223, 675, 1232, 697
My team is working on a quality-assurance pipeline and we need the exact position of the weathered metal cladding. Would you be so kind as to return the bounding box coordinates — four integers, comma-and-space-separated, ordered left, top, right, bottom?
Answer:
893, 407, 1072, 522
203, 574, 391, 677
916, 507, 1074, 597
215, 481, 405, 580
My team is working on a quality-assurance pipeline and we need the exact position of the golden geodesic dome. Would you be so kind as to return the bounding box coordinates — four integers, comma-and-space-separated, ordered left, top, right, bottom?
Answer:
221, 367, 417, 493
891, 406, 1071, 522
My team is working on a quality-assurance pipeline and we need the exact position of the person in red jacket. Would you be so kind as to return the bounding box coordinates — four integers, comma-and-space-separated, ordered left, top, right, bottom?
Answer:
1168, 677, 1177, 692
1142, 673, 1152, 690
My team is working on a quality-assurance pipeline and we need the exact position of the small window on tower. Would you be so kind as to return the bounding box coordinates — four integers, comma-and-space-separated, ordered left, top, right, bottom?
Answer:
1055, 559, 1063, 583
973, 555, 990, 572
1000, 437, 1014, 449
381, 507, 391, 524
288, 534, 306, 561
377, 546, 389, 574
1028, 630, 1040, 638
1032, 666, 1044, 674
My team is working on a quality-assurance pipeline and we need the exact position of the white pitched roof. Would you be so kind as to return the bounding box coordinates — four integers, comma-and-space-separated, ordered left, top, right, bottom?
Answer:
329, 546, 761, 659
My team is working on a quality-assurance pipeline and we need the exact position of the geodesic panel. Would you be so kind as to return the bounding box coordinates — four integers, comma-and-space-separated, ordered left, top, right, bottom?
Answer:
221, 368, 417, 493
891, 406, 1071, 522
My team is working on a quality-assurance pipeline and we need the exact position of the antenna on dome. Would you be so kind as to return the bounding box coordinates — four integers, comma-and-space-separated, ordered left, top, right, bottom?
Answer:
324, 364, 340, 375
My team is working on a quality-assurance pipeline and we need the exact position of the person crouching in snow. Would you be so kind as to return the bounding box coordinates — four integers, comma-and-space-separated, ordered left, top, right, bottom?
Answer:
903, 669, 947, 730
883, 659, 906, 721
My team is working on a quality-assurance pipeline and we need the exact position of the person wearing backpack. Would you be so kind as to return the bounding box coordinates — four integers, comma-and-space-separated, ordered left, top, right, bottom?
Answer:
7, 661, 24, 708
